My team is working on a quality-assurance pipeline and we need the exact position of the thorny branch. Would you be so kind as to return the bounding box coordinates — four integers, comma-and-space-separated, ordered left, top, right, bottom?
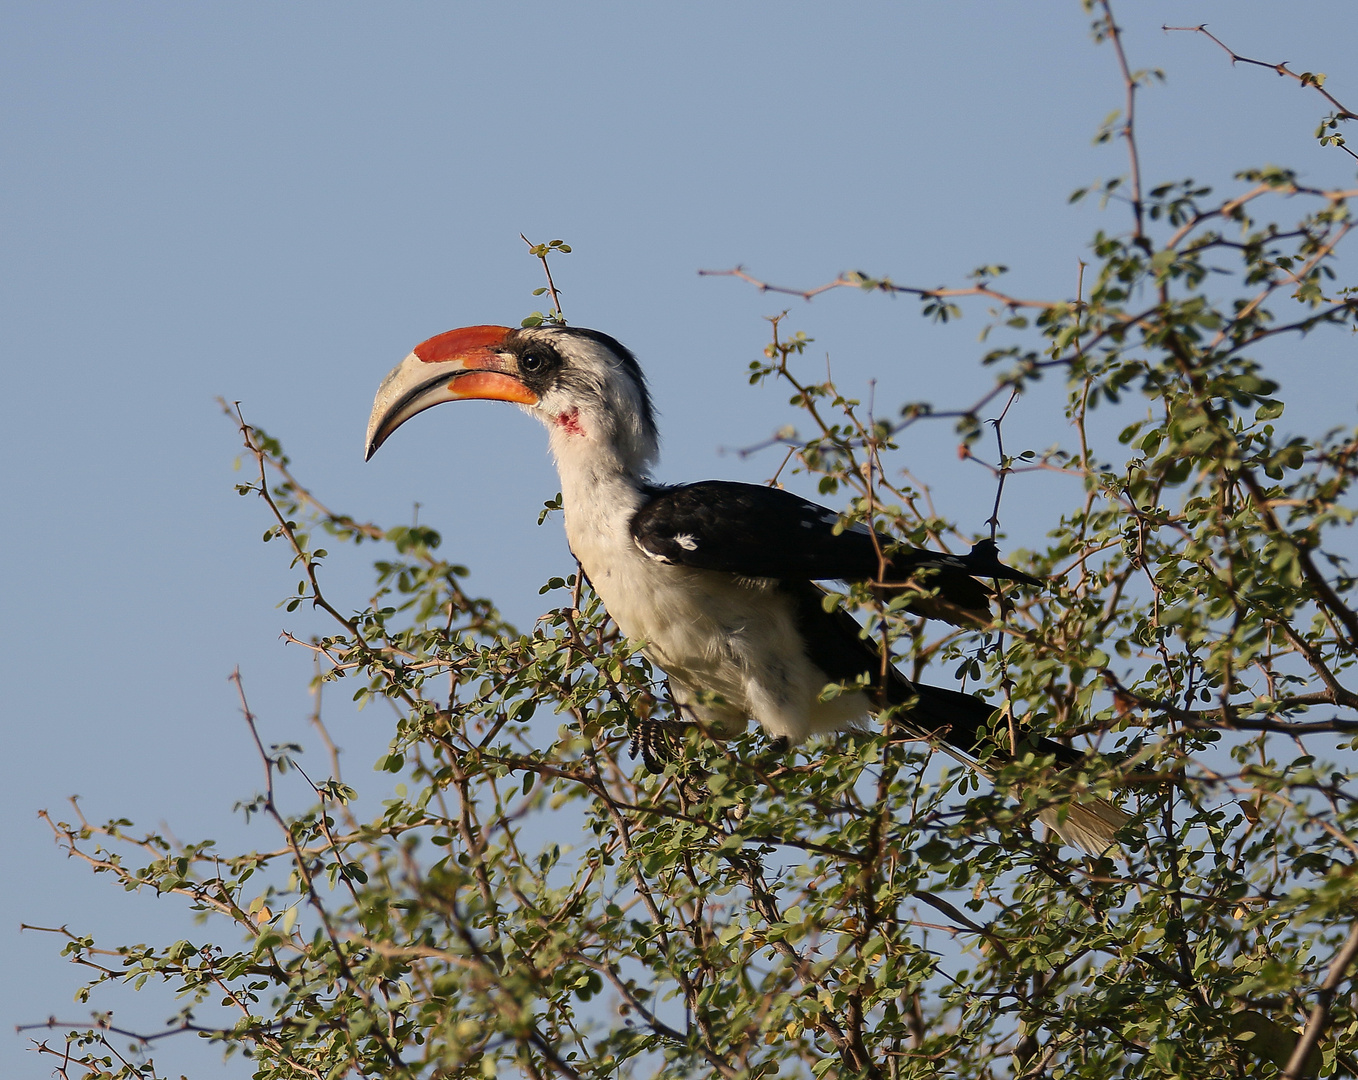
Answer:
1166, 23, 1358, 161
698, 265, 1056, 310
1097, 0, 1147, 239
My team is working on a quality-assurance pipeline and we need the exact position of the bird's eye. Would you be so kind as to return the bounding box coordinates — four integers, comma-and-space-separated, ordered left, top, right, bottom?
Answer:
518, 345, 557, 377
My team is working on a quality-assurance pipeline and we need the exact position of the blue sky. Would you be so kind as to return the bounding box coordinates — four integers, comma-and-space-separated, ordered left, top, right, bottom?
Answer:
3, 3, 1356, 1075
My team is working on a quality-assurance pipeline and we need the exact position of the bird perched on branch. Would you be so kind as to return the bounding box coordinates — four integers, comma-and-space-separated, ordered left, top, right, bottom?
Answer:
366, 323, 1126, 852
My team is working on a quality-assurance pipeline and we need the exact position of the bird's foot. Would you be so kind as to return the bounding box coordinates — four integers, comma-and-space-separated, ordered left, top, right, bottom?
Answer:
627, 717, 710, 803
628, 717, 685, 775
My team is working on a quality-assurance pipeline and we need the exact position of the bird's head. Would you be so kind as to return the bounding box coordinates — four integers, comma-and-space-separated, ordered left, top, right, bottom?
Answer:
365, 324, 659, 474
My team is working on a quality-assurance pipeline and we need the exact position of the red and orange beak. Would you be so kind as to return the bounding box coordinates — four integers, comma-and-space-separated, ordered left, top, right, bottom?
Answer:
365, 325, 535, 459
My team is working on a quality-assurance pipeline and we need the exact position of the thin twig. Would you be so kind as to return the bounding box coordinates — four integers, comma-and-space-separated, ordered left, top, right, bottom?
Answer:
1100, 1, 1146, 238
698, 265, 1056, 309
521, 234, 567, 322
985, 388, 1021, 543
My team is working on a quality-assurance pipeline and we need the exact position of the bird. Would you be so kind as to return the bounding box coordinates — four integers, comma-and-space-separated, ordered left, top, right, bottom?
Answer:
365, 323, 1127, 852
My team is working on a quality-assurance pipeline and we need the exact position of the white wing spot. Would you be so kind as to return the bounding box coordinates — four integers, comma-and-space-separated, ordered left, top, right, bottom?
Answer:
636, 538, 673, 563
674, 533, 698, 551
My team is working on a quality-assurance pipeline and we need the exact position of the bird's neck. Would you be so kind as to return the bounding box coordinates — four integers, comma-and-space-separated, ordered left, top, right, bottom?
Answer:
545, 402, 655, 497
547, 420, 653, 569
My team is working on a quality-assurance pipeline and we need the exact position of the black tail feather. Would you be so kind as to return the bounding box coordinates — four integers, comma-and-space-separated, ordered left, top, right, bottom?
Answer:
886, 678, 1083, 766
879, 538, 1042, 618
960, 538, 1043, 588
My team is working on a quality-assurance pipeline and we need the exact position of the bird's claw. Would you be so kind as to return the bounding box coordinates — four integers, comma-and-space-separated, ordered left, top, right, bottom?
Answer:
629, 717, 680, 775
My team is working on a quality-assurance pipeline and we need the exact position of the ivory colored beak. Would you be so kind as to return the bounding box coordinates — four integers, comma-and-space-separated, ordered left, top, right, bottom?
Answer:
365, 325, 534, 459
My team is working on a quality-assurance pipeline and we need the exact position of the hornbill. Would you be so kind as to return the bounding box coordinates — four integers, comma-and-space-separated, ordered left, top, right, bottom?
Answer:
366, 324, 1126, 852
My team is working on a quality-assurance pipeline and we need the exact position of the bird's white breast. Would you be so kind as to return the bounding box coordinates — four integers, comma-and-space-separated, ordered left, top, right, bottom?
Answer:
560, 475, 869, 743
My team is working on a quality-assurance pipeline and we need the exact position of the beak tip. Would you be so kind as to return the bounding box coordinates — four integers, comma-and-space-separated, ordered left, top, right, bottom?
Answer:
364, 414, 388, 461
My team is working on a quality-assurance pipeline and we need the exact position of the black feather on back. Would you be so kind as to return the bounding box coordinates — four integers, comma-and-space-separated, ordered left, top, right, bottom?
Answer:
630, 480, 1038, 615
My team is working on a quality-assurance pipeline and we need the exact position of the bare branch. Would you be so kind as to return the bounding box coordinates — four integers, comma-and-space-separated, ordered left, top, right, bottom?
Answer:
697, 265, 1056, 309
1166, 23, 1358, 160
1100, 1, 1147, 238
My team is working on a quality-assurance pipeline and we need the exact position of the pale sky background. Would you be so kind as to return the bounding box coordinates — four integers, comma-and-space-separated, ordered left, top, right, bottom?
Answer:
3, 3, 1356, 1076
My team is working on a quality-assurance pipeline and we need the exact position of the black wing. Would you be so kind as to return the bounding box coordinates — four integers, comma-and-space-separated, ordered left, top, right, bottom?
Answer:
630, 481, 1038, 615
631, 480, 895, 579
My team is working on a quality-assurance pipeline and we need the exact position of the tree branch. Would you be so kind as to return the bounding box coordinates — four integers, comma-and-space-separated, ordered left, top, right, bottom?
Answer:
1283, 919, 1358, 1079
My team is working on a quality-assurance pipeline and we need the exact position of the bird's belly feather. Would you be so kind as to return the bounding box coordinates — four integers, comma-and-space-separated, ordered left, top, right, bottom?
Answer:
570, 533, 869, 743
